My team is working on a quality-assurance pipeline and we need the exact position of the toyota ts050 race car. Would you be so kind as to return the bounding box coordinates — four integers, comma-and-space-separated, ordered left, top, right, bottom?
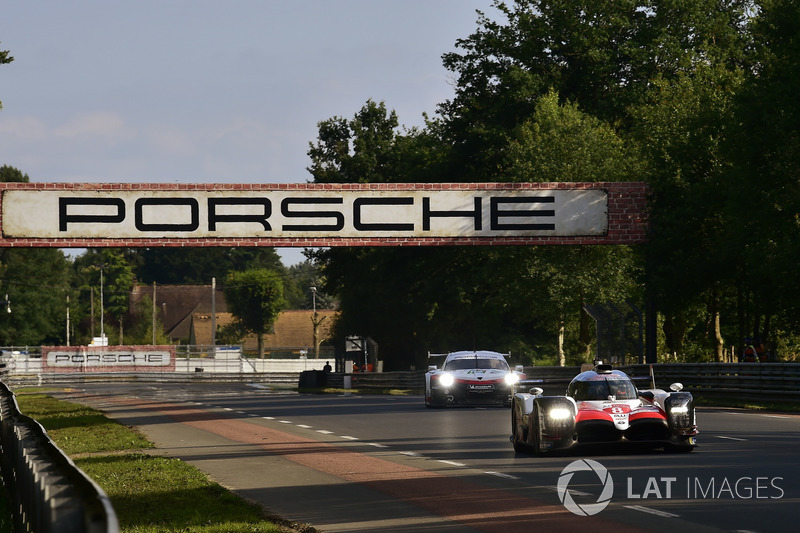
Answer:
425, 350, 526, 407
511, 364, 697, 454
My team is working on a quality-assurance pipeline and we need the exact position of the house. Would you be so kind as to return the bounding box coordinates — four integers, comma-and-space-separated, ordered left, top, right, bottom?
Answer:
130, 284, 338, 354
189, 309, 338, 356
130, 284, 226, 343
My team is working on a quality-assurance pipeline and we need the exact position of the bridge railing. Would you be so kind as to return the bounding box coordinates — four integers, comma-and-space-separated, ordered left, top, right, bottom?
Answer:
0, 381, 119, 533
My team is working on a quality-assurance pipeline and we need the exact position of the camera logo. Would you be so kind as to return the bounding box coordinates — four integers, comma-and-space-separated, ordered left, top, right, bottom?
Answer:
557, 459, 614, 516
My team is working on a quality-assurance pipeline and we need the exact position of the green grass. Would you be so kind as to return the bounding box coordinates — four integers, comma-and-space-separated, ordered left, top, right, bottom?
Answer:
10, 390, 312, 533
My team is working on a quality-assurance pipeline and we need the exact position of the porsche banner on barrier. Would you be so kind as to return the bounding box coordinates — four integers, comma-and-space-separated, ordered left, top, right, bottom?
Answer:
0, 182, 648, 247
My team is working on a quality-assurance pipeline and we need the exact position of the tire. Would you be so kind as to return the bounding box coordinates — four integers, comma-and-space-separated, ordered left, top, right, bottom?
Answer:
531, 404, 544, 455
511, 406, 530, 453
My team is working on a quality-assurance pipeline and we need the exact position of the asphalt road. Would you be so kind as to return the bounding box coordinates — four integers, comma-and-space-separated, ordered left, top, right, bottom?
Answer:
54, 382, 800, 533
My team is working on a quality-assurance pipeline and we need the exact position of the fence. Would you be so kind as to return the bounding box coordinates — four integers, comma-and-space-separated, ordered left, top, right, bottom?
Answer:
0, 382, 118, 533
325, 363, 800, 403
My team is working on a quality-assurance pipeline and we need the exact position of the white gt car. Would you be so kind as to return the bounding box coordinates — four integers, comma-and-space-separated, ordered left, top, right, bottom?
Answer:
425, 350, 526, 407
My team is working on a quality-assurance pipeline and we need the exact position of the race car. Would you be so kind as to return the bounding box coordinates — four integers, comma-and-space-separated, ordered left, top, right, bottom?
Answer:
511, 363, 697, 454
425, 350, 526, 407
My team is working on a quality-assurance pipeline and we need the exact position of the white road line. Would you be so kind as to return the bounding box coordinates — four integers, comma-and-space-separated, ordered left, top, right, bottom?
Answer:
367, 443, 388, 448
438, 460, 466, 467
340, 435, 358, 440
262, 416, 275, 420
716, 435, 747, 441
317, 430, 333, 434
296, 424, 312, 429
624, 505, 679, 518
279, 420, 292, 424
399, 451, 420, 457
486, 471, 518, 480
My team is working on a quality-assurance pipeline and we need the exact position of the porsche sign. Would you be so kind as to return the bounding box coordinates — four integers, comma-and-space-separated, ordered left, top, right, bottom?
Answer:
0, 182, 647, 246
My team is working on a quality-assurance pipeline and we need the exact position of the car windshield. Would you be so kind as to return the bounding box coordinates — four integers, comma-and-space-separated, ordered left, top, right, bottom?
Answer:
444, 357, 509, 371
570, 378, 637, 400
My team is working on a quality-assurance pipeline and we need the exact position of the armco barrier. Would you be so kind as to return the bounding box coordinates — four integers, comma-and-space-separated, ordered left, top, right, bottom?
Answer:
0, 381, 119, 533
327, 363, 800, 403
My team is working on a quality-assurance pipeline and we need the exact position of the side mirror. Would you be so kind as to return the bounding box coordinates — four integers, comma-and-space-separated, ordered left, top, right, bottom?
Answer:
529, 387, 544, 396
670, 382, 684, 392
428, 365, 438, 371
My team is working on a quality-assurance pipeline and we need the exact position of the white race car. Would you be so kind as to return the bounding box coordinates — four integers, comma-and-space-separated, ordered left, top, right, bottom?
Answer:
511, 363, 698, 454
425, 350, 526, 407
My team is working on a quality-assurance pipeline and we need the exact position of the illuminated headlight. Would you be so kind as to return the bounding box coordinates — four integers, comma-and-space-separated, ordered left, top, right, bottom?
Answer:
670, 405, 689, 414
504, 373, 520, 386
438, 373, 455, 387
548, 407, 572, 420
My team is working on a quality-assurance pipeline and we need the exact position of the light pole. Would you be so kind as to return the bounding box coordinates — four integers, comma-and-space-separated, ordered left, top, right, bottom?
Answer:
310, 286, 318, 358
100, 266, 105, 345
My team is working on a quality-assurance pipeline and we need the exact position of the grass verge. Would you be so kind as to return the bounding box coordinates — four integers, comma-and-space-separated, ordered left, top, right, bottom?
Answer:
11, 390, 313, 533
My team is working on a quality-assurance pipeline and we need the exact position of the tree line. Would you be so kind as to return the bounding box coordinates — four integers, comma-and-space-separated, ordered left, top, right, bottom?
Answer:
3, 1, 799, 370
306, 0, 800, 369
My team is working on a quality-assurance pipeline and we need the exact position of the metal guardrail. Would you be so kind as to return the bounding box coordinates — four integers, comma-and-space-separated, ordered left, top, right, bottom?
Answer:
0, 381, 119, 533
326, 363, 800, 403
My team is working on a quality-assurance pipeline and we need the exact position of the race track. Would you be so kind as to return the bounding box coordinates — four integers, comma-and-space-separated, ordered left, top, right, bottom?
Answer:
55, 382, 800, 532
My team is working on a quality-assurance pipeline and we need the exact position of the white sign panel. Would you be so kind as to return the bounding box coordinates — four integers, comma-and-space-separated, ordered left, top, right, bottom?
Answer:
46, 350, 172, 367
2, 188, 608, 239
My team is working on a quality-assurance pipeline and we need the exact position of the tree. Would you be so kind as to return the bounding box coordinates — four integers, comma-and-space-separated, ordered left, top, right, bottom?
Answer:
0, 165, 29, 182
131, 247, 284, 285
438, 0, 751, 178
721, 0, 800, 356
0, 166, 73, 345
0, 44, 13, 110
224, 269, 287, 358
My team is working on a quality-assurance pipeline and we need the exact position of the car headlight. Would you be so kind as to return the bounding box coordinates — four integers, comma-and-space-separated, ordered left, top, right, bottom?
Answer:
669, 405, 689, 414
504, 373, 520, 386
438, 373, 454, 387
548, 407, 572, 420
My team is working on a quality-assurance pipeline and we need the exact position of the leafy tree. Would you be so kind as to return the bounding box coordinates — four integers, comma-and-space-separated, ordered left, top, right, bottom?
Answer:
722, 0, 800, 356
224, 269, 287, 358
131, 247, 284, 285
0, 165, 29, 182
437, 0, 751, 178
71, 249, 136, 343
283, 259, 335, 310
0, 165, 73, 346
0, 248, 71, 345
0, 44, 13, 110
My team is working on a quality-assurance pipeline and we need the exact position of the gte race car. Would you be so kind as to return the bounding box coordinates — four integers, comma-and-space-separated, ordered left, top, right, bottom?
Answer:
511, 364, 698, 454
425, 350, 526, 407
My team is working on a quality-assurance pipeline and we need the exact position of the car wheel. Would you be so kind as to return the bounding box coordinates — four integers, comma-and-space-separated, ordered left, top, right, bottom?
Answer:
531, 404, 545, 456
511, 406, 529, 453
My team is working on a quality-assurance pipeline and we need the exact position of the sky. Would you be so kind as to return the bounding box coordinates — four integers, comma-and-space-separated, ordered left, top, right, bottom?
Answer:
1, 0, 496, 265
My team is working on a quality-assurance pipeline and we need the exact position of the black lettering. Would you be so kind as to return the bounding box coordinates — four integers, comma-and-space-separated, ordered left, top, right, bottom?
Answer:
54, 354, 70, 364
422, 197, 482, 231
208, 198, 272, 231
353, 197, 414, 231
59, 197, 125, 231
134, 198, 199, 232
490, 197, 555, 230
281, 198, 345, 231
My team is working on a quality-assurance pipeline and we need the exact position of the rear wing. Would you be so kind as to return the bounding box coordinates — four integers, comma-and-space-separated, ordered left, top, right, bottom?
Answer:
427, 351, 511, 358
